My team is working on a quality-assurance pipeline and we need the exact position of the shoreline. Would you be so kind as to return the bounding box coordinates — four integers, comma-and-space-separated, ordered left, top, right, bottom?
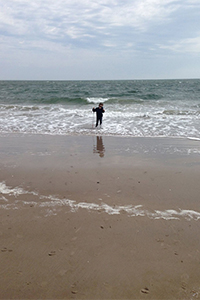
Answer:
0, 133, 200, 299
2, 130, 200, 139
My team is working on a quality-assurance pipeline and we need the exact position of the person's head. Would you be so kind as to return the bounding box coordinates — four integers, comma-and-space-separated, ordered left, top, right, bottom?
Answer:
99, 102, 103, 107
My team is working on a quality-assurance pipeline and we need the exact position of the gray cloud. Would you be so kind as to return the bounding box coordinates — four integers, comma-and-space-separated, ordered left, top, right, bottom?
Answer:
1, 0, 200, 79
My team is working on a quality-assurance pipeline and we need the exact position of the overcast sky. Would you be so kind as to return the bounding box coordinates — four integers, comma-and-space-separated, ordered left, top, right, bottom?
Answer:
1, 0, 200, 80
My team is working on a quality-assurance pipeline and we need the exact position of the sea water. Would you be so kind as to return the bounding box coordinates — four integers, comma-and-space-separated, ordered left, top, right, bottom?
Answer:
1, 80, 200, 219
0, 79, 200, 138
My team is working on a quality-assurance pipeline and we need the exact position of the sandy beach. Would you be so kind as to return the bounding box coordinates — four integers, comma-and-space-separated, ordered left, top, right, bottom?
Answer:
0, 133, 200, 299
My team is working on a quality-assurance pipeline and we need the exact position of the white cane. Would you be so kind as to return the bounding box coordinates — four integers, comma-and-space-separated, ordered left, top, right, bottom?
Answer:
92, 111, 95, 128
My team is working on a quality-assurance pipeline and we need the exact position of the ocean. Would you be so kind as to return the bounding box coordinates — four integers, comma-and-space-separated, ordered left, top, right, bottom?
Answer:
0, 79, 200, 139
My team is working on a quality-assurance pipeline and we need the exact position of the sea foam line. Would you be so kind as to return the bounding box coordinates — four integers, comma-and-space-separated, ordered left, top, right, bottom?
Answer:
1, 182, 200, 220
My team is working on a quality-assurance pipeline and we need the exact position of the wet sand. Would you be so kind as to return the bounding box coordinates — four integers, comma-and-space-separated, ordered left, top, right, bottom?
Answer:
0, 133, 200, 299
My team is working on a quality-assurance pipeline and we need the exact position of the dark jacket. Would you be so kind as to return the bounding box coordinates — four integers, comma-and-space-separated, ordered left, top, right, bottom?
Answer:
92, 107, 105, 119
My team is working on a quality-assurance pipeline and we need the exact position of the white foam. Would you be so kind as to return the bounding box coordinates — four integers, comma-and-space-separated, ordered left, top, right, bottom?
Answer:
36, 199, 200, 220
0, 182, 27, 196
0, 195, 8, 202
1, 101, 200, 139
86, 98, 109, 104
187, 137, 200, 141
1, 182, 200, 221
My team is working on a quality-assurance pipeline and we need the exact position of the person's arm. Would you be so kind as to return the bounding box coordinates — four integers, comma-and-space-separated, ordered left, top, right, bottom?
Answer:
92, 107, 96, 112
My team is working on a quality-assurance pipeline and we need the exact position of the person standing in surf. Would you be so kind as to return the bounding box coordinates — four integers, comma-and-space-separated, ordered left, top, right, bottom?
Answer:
92, 102, 105, 128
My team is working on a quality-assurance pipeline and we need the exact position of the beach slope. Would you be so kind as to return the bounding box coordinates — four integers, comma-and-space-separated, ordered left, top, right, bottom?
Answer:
0, 134, 200, 299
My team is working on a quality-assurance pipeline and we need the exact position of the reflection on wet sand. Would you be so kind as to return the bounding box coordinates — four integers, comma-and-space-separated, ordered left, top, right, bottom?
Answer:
93, 136, 105, 157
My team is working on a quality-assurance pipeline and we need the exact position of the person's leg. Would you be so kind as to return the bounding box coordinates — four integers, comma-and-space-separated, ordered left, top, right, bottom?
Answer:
96, 118, 99, 127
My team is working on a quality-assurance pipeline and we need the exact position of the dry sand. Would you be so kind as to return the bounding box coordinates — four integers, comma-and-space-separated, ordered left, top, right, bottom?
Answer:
0, 133, 200, 299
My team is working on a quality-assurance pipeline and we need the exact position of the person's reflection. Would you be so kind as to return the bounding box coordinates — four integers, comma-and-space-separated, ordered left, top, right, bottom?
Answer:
93, 136, 105, 157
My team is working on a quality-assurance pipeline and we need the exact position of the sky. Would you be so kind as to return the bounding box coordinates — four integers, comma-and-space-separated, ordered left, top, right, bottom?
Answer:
1, 0, 200, 80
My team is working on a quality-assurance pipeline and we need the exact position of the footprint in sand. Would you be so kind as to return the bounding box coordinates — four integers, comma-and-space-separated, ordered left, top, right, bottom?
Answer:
48, 251, 56, 256
1, 247, 7, 252
141, 287, 149, 294
1, 247, 13, 252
